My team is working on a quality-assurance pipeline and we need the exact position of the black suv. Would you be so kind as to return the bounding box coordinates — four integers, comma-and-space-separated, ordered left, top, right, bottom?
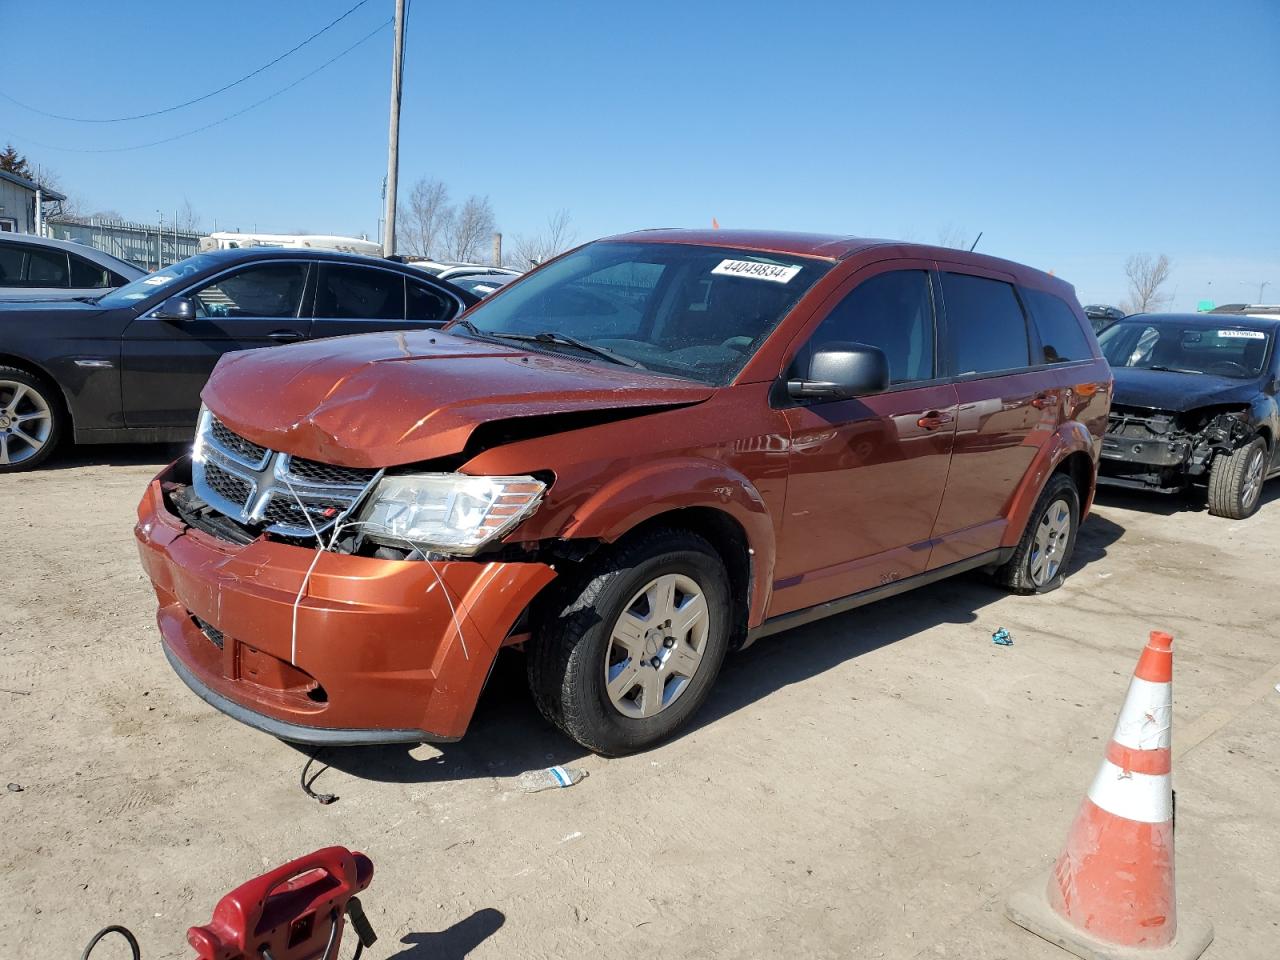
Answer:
0, 248, 477, 471
1097, 312, 1280, 518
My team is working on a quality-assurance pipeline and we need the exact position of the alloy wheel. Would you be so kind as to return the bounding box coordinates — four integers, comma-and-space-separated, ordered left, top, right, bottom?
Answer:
604, 573, 709, 719
0, 380, 53, 466
1029, 498, 1072, 586
1242, 447, 1265, 510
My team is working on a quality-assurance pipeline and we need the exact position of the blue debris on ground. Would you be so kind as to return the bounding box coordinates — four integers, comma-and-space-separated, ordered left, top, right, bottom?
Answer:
991, 627, 1013, 646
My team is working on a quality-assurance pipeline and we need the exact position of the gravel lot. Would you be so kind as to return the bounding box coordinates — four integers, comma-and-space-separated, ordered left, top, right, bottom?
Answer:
2, 445, 1277, 959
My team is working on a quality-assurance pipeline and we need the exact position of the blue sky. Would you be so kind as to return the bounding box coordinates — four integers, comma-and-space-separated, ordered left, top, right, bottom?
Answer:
2, 0, 1277, 309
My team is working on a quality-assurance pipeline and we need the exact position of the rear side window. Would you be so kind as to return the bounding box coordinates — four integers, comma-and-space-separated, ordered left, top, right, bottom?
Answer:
26, 248, 70, 286
806, 270, 935, 383
1024, 288, 1093, 363
317, 265, 405, 320
941, 272, 1030, 376
0, 246, 24, 285
70, 255, 111, 289
407, 280, 455, 323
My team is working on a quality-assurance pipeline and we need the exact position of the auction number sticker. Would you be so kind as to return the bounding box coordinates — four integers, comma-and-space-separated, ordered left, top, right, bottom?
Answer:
1217, 329, 1266, 339
141, 276, 170, 285
712, 259, 802, 284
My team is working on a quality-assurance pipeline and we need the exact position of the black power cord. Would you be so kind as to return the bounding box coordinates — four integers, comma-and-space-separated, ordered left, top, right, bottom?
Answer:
80, 925, 141, 960
301, 750, 338, 805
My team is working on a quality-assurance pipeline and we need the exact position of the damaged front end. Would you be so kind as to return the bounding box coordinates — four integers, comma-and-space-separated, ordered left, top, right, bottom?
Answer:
1099, 404, 1253, 491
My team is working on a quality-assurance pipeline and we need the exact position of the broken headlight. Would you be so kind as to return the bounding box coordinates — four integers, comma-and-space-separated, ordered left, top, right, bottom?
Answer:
357, 473, 546, 555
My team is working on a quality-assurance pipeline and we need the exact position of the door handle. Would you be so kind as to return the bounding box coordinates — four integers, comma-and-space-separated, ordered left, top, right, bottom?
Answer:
268, 330, 305, 342
1031, 392, 1055, 409
916, 410, 954, 430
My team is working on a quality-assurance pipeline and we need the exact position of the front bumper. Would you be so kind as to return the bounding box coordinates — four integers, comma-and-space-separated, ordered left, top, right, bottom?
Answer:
135, 465, 556, 745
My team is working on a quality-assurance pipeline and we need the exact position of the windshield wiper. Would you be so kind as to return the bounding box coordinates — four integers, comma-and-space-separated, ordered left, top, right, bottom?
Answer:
483, 330, 645, 369
451, 318, 485, 338
1147, 365, 1202, 375
72, 295, 102, 304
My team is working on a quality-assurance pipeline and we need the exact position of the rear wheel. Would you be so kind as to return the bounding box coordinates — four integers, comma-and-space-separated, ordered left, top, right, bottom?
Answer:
0, 367, 61, 472
1207, 436, 1267, 519
527, 528, 732, 756
994, 473, 1080, 595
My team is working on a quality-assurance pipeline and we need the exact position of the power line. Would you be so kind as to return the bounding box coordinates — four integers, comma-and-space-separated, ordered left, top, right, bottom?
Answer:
13, 19, 391, 154
0, 0, 373, 123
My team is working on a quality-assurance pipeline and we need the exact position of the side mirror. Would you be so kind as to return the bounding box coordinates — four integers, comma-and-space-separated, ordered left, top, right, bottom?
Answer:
788, 343, 889, 401
155, 295, 196, 322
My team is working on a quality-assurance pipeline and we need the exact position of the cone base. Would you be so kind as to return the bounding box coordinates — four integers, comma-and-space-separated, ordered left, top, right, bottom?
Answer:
1006, 871, 1213, 960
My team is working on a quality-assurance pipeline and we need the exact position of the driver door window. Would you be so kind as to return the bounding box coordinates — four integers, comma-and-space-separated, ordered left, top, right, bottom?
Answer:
192, 263, 308, 319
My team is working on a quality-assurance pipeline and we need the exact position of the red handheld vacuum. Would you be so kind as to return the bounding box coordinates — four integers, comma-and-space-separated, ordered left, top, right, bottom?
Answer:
81, 847, 377, 960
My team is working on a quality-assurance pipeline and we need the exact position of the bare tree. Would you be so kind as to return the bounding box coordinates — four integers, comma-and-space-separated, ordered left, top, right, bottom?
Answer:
445, 194, 495, 262
174, 198, 202, 233
397, 177, 453, 258
509, 209, 578, 269
935, 223, 972, 250
1121, 254, 1173, 314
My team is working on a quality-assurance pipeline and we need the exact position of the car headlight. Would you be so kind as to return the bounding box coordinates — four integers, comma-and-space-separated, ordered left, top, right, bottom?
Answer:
358, 473, 546, 555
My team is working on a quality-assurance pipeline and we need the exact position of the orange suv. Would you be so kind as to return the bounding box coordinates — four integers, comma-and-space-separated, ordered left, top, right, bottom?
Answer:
135, 230, 1111, 755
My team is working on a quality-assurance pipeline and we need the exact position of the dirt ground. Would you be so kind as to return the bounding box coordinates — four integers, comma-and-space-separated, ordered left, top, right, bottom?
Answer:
1, 443, 1277, 960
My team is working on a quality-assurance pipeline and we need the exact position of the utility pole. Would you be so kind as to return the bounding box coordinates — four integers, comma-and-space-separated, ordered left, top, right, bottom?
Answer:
1242, 280, 1271, 304
492, 232, 503, 267
382, 0, 406, 258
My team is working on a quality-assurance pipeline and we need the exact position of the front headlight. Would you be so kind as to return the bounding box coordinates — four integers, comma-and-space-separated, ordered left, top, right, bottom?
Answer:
358, 473, 546, 555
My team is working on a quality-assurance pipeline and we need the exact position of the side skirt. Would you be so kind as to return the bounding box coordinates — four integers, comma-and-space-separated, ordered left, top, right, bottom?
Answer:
74, 425, 194, 444
745, 547, 1014, 646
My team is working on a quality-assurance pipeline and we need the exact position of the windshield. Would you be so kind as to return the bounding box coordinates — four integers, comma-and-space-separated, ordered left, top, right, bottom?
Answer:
1098, 319, 1273, 379
450, 241, 833, 384
95, 252, 225, 308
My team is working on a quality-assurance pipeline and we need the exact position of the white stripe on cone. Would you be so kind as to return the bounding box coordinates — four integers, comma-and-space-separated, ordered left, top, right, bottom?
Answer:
1087, 760, 1173, 824
1111, 676, 1172, 751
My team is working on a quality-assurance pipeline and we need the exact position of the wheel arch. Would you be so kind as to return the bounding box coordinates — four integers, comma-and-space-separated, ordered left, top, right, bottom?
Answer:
556, 457, 777, 631
0, 352, 72, 429
1001, 422, 1097, 548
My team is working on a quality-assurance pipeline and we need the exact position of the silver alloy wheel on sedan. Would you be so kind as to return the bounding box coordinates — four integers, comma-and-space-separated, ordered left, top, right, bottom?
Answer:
0, 380, 53, 466
604, 573, 709, 719
1029, 498, 1072, 587
1242, 446, 1265, 510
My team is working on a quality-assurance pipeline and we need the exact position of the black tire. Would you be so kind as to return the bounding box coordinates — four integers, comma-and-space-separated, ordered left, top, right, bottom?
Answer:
527, 528, 732, 756
993, 473, 1080, 595
1207, 436, 1267, 519
0, 365, 63, 473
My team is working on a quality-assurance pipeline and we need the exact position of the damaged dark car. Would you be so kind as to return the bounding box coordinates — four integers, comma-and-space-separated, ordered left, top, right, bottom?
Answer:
1098, 313, 1280, 518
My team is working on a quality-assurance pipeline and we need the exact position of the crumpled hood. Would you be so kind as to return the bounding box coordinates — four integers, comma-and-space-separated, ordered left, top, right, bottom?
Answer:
1111, 367, 1262, 413
202, 329, 714, 467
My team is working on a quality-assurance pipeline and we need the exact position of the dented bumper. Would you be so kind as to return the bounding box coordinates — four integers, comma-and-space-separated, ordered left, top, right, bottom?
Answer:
135, 465, 556, 745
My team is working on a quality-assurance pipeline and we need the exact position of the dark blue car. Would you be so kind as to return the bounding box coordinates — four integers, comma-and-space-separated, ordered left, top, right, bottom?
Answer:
1097, 312, 1280, 518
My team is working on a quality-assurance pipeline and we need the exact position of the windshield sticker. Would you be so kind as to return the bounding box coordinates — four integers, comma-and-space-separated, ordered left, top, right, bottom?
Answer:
141, 275, 171, 285
712, 259, 802, 284
1217, 329, 1265, 339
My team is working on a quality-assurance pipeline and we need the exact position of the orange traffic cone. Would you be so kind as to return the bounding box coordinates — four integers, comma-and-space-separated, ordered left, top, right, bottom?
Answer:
1006, 631, 1214, 959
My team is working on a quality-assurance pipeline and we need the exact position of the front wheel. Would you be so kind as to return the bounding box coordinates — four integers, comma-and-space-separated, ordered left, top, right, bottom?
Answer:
994, 473, 1080, 595
0, 367, 61, 472
1207, 437, 1267, 519
527, 529, 732, 756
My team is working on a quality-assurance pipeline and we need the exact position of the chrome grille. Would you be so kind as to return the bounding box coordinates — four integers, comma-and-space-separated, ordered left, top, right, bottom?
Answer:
210, 417, 269, 467
192, 410, 381, 539
204, 461, 253, 504
285, 456, 378, 486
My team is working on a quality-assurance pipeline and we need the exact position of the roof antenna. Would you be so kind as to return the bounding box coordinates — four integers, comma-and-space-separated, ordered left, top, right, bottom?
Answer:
968, 231, 983, 252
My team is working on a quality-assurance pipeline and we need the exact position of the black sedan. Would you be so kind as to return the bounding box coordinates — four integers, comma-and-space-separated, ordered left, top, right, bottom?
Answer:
1097, 312, 1280, 518
0, 248, 478, 471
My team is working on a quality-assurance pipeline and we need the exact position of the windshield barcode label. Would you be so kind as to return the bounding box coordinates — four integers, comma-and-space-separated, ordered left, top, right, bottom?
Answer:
712, 259, 802, 284
1217, 329, 1265, 339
